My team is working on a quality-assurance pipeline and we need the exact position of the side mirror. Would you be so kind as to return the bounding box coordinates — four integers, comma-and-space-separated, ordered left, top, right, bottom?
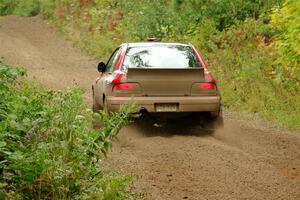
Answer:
97, 62, 106, 73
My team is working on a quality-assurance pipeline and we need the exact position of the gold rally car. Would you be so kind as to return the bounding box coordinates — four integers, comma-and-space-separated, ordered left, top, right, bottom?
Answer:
92, 41, 223, 129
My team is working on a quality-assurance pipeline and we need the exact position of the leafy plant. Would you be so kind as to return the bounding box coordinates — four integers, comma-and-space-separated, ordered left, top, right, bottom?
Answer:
0, 58, 136, 199
205, 20, 300, 129
271, 0, 300, 82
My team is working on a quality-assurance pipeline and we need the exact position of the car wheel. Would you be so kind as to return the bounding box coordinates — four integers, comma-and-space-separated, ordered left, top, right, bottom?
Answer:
92, 89, 103, 113
93, 98, 110, 129
103, 97, 109, 115
199, 109, 224, 131
212, 107, 224, 128
92, 90, 104, 129
210, 114, 224, 130
93, 102, 102, 113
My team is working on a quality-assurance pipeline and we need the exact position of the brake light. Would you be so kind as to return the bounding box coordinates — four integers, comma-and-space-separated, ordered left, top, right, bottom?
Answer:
113, 83, 141, 94
112, 73, 126, 85
197, 83, 216, 90
114, 83, 134, 90
147, 38, 161, 42
191, 46, 217, 83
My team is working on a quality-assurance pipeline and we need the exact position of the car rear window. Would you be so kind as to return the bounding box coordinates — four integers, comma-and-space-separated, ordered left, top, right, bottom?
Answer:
122, 45, 202, 70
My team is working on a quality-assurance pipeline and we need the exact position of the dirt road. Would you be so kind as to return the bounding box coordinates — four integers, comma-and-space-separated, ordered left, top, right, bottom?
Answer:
1, 16, 300, 200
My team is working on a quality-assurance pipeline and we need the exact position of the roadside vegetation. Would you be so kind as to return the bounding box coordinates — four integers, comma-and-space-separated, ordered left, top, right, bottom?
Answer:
0, 58, 135, 199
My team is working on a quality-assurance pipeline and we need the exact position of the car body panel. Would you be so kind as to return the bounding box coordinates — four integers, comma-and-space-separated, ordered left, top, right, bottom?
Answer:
92, 42, 221, 115
106, 96, 220, 113
127, 68, 205, 96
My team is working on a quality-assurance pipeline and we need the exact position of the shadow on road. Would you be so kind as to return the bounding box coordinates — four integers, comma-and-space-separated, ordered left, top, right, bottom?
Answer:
129, 114, 214, 137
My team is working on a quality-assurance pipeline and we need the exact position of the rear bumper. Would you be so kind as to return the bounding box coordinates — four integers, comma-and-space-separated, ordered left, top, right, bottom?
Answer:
106, 96, 221, 113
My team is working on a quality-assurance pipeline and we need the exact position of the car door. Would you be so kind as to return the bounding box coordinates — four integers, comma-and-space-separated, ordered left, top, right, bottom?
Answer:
94, 47, 123, 107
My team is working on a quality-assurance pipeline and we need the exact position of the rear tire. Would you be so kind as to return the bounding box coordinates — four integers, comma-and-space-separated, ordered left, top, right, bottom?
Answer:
212, 107, 224, 129
103, 98, 109, 115
199, 109, 224, 131
92, 102, 102, 113
210, 114, 224, 130
92, 91, 103, 129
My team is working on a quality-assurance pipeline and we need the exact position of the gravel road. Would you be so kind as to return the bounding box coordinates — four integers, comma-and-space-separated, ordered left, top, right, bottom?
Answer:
1, 16, 299, 200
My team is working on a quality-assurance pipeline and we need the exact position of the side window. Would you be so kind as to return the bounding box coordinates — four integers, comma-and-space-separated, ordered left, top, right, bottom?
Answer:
106, 47, 122, 72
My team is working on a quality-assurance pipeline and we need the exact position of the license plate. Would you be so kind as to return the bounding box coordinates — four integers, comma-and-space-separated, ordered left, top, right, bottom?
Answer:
155, 103, 178, 112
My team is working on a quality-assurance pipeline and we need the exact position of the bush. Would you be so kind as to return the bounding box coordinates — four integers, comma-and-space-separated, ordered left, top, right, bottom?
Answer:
39, 0, 55, 19
0, 0, 39, 16
0, 0, 19, 15
0, 0, 54, 18
204, 20, 300, 129
0, 58, 135, 199
271, 0, 300, 82
41, 0, 283, 60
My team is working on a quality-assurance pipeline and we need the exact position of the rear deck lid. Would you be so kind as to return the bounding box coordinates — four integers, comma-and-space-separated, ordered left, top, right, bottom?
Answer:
127, 68, 205, 96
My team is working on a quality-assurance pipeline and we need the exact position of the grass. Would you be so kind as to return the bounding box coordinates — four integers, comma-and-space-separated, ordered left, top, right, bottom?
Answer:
0, 58, 136, 199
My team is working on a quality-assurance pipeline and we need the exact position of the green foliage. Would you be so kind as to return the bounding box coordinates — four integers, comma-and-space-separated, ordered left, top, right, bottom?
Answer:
118, 0, 177, 40
0, 0, 39, 16
0, 59, 135, 199
38, 0, 55, 19
0, 0, 18, 15
186, 19, 219, 53
117, 0, 284, 40
205, 20, 300, 129
39, 0, 283, 59
0, 0, 54, 18
271, 0, 300, 82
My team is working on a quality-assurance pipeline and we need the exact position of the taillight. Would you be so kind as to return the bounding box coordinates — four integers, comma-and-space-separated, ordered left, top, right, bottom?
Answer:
110, 70, 141, 94
147, 38, 161, 42
113, 83, 141, 94
114, 83, 134, 90
112, 73, 126, 85
197, 83, 216, 90
191, 82, 217, 96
